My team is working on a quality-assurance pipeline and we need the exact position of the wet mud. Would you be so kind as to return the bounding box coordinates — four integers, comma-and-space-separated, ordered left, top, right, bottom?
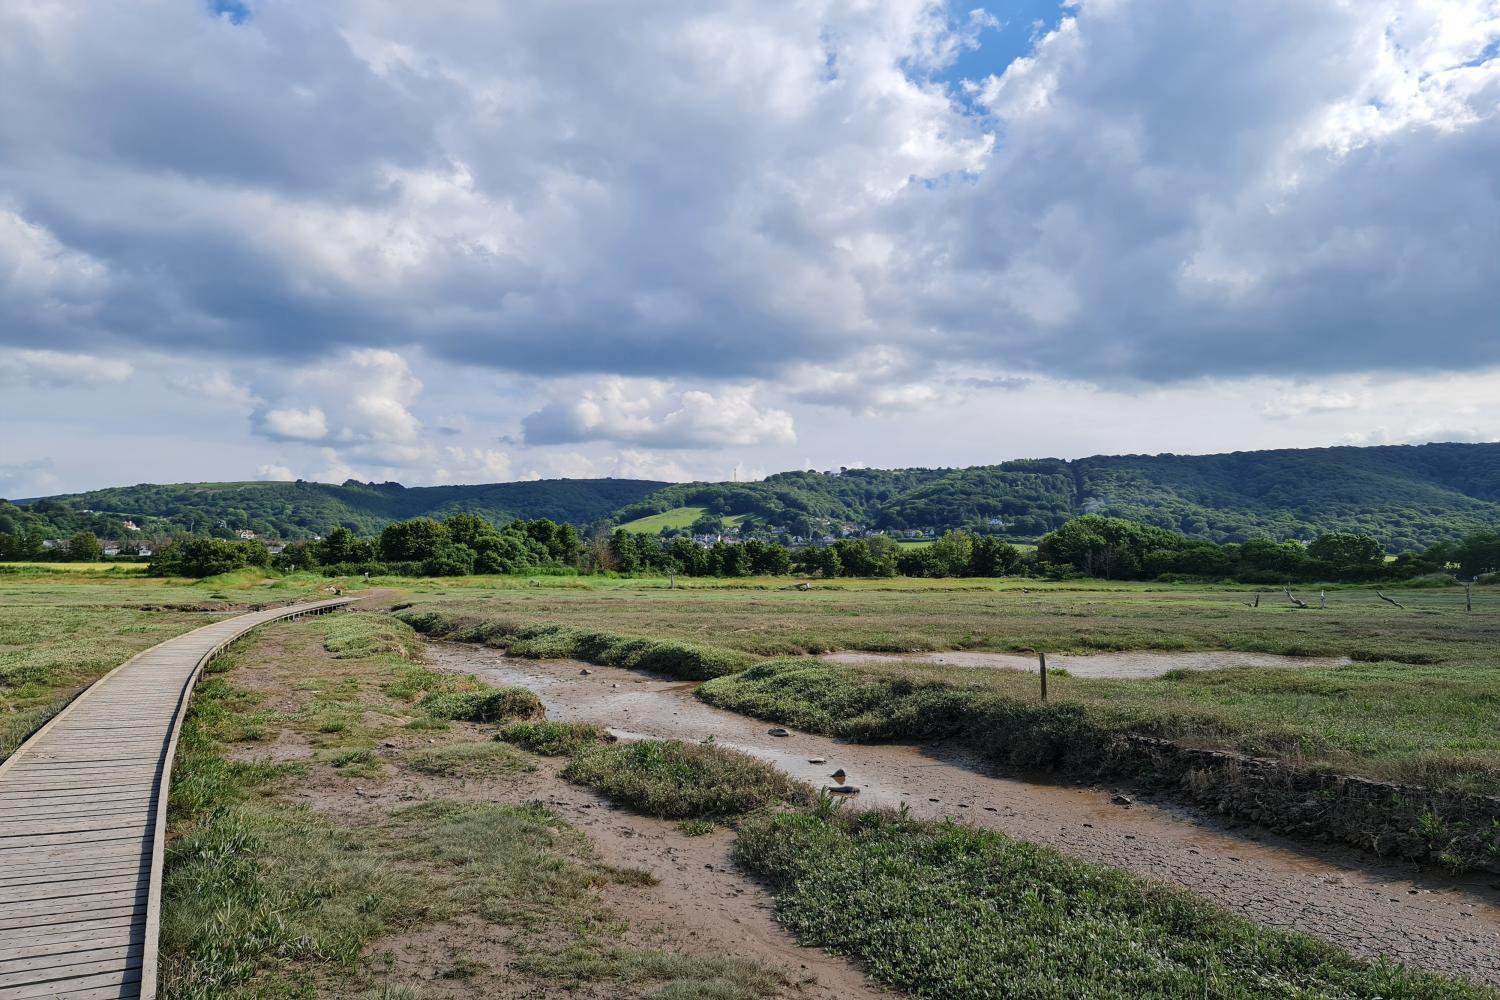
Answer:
429, 641, 1500, 987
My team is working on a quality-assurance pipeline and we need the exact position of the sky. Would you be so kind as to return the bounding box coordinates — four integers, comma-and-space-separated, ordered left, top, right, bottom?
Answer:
2, 0, 1500, 497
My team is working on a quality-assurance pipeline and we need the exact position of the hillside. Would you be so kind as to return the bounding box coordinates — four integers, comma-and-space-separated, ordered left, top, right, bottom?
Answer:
7, 442, 1500, 549
4, 478, 666, 541
609, 443, 1500, 550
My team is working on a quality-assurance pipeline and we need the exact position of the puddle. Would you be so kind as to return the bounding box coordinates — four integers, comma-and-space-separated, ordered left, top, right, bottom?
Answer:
427, 641, 1500, 987
818, 648, 1351, 679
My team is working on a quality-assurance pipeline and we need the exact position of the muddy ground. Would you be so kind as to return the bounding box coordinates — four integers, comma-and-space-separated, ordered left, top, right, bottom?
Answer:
428, 641, 1500, 988
228, 623, 888, 999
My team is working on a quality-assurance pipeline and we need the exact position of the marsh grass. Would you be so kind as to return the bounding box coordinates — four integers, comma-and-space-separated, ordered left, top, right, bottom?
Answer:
417, 686, 544, 722
699, 657, 1500, 795
160, 609, 785, 999
162, 675, 428, 1000
735, 808, 1497, 1000
406, 740, 536, 777
561, 739, 811, 819
396, 584, 1499, 796
498, 719, 607, 755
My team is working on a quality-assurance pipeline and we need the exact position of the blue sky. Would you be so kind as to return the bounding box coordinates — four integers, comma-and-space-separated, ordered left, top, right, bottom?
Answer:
1, 0, 1498, 496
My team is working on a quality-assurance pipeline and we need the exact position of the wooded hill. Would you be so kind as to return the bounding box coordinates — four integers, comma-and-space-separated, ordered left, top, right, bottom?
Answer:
8, 442, 1500, 550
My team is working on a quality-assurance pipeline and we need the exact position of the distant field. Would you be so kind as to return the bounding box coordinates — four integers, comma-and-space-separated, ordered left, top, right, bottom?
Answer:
619, 506, 748, 533
394, 577, 1500, 795
0, 561, 150, 573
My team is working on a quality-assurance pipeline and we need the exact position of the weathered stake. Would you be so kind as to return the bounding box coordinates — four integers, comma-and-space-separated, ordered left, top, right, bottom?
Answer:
1465, 582, 1473, 613
1039, 650, 1048, 702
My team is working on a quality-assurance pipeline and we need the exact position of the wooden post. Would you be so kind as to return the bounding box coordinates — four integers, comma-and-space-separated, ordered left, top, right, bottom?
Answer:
670, 574, 676, 590
1039, 651, 1048, 702
1466, 583, 1473, 613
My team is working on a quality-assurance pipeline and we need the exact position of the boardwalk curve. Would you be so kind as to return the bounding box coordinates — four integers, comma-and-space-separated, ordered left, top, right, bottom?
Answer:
0, 598, 354, 1000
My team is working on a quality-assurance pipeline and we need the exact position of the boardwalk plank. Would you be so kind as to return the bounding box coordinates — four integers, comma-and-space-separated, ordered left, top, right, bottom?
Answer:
0, 598, 352, 1000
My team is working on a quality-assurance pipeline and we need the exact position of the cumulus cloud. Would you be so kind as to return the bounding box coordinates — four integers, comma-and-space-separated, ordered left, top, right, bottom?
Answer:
522, 379, 795, 449
259, 406, 329, 441
256, 463, 296, 481
2, 1, 1499, 493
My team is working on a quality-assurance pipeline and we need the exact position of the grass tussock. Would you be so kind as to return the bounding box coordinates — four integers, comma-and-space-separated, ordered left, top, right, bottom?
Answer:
397, 608, 754, 680
320, 611, 424, 660
418, 686, 544, 723
735, 807, 1497, 1000
406, 739, 537, 777
498, 719, 608, 755
561, 739, 810, 820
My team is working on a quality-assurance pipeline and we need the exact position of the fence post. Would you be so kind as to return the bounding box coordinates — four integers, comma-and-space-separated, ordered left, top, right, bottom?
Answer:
1039, 651, 1048, 702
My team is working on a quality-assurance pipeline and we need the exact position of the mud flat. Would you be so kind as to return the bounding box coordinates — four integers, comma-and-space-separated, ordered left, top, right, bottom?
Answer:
428, 641, 1500, 988
818, 647, 1352, 678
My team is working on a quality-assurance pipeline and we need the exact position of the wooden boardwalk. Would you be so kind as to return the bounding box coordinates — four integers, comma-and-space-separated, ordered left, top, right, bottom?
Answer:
0, 598, 354, 1000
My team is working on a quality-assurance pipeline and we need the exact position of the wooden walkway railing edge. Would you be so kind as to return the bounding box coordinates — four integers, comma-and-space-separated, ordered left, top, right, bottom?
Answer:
138, 597, 355, 999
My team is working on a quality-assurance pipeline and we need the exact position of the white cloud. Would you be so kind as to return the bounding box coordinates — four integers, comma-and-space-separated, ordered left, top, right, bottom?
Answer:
523, 379, 795, 449
0, 349, 131, 387
1, 1, 1499, 493
256, 463, 296, 481
259, 406, 328, 441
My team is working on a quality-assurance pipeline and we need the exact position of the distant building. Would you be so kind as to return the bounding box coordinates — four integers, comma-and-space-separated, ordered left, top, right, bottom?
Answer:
235, 529, 257, 540
102, 545, 121, 556
122, 520, 139, 532
41, 539, 63, 550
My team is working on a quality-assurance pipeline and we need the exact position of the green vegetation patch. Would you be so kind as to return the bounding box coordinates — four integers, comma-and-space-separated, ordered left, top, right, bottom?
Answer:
498, 719, 607, 755
406, 740, 537, 777
699, 658, 1500, 797
320, 611, 424, 660
418, 686, 544, 723
736, 808, 1496, 1000
162, 678, 428, 1000
561, 739, 810, 820
399, 608, 755, 680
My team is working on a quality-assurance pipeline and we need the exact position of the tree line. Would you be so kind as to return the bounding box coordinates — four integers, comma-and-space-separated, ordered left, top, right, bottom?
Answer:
8, 509, 1498, 583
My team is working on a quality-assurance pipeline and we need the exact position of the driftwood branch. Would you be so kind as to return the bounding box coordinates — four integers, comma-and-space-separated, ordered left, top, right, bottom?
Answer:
1284, 586, 1308, 609
1375, 590, 1404, 609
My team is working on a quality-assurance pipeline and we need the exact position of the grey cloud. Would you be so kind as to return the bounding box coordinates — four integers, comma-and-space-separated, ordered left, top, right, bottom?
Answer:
0, 0, 1495, 391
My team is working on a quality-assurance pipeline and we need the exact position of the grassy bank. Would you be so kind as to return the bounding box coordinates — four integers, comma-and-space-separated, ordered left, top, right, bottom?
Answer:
698, 658, 1500, 796
160, 611, 787, 999
736, 808, 1497, 1000
398, 608, 755, 679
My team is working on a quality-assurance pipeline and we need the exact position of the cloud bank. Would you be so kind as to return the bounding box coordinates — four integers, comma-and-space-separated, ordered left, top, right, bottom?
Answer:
1, 0, 1497, 495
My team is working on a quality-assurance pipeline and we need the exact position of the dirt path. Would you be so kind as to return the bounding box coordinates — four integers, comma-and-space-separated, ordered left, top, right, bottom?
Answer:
430, 641, 1500, 988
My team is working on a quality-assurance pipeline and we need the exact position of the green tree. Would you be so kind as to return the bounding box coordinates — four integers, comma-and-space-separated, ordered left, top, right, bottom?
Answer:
422, 543, 476, 576
379, 518, 448, 562
67, 531, 105, 562
317, 526, 373, 564
1307, 532, 1384, 567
